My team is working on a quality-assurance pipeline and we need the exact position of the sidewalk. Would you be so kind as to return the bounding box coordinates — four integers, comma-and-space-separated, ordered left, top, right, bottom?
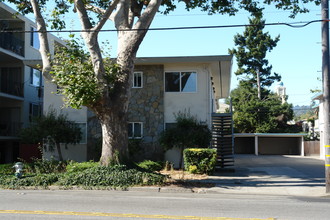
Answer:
133, 155, 327, 197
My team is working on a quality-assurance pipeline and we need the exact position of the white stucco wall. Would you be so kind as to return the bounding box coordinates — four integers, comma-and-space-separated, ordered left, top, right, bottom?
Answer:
163, 63, 211, 127
43, 80, 88, 161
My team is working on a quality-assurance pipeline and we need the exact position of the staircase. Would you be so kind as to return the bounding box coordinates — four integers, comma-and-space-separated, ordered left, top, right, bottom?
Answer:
211, 113, 234, 169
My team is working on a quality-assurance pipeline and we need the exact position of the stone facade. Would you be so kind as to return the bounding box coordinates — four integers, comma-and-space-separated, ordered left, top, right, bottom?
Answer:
128, 65, 165, 160
86, 64, 165, 161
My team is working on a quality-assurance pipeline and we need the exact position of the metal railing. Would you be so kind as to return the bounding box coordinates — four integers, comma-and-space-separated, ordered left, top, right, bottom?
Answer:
0, 33, 24, 56
0, 121, 22, 137
0, 79, 24, 97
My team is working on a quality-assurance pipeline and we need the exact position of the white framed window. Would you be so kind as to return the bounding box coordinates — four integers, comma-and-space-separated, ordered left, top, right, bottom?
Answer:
165, 71, 197, 92
133, 71, 143, 88
128, 122, 143, 139
30, 67, 41, 87
30, 27, 40, 49
75, 122, 87, 144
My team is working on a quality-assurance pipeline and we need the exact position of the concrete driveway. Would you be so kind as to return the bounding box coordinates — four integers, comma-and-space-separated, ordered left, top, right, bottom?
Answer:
202, 155, 327, 197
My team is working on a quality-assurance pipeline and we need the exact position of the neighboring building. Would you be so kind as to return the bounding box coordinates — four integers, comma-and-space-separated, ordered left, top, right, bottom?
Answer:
275, 81, 286, 104
0, 3, 63, 163
312, 92, 324, 159
43, 55, 233, 164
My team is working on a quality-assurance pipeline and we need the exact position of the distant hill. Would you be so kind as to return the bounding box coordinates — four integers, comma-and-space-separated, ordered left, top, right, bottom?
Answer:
293, 105, 313, 119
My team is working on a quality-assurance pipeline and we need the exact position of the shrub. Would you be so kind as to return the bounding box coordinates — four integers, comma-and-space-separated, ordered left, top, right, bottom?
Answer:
27, 158, 68, 174
58, 165, 166, 189
183, 148, 217, 175
0, 164, 14, 175
137, 160, 163, 172
0, 173, 60, 189
66, 161, 99, 173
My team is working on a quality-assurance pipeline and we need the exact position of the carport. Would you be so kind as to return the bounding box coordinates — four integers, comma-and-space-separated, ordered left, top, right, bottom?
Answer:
234, 133, 305, 156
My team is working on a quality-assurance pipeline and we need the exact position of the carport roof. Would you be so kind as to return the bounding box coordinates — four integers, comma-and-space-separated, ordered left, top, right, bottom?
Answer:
234, 133, 306, 137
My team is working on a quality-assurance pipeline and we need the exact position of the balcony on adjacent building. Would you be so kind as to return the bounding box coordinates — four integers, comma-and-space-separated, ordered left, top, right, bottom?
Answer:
0, 121, 22, 137
0, 32, 24, 56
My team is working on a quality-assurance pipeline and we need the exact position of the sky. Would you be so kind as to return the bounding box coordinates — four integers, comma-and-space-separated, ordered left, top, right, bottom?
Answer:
13, 1, 322, 107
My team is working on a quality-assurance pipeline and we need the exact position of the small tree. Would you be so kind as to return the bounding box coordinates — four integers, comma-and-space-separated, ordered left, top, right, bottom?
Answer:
159, 111, 211, 169
20, 109, 82, 161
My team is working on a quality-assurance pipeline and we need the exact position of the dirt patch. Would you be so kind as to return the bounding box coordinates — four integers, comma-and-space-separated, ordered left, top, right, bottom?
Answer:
160, 170, 215, 188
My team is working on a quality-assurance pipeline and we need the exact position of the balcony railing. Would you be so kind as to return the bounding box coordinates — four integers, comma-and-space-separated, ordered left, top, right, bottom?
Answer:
0, 121, 22, 137
0, 79, 24, 97
0, 32, 24, 56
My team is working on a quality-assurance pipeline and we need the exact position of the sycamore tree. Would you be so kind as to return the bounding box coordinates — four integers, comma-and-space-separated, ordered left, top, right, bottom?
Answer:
3, 0, 319, 165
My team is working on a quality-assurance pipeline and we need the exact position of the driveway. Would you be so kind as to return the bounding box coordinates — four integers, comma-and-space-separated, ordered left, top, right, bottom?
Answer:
198, 155, 326, 196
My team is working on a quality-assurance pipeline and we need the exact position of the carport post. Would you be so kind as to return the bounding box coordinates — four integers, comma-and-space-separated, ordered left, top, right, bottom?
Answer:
255, 135, 258, 156
301, 137, 304, 157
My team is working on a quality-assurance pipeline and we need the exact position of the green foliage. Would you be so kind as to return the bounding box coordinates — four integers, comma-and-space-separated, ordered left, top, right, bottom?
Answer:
19, 108, 82, 160
0, 173, 60, 189
51, 38, 121, 109
58, 165, 166, 189
26, 158, 68, 174
66, 161, 99, 173
183, 148, 217, 175
0, 162, 166, 189
229, 13, 281, 88
0, 164, 13, 175
230, 82, 294, 133
159, 110, 212, 151
137, 160, 163, 172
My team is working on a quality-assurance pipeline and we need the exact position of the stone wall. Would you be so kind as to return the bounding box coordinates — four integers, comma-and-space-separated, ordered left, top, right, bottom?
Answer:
128, 65, 164, 161
86, 64, 165, 161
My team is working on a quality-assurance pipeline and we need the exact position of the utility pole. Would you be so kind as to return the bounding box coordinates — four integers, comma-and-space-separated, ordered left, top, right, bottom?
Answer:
321, 0, 330, 193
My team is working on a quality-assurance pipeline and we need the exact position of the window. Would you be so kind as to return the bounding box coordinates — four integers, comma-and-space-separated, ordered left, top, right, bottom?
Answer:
133, 72, 143, 88
165, 72, 197, 92
30, 67, 41, 87
75, 123, 87, 144
30, 27, 40, 49
29, 103, 41, 121
128, 122, 143, 138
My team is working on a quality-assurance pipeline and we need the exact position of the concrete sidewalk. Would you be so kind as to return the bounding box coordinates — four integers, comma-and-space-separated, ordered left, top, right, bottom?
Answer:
134, 155, 327, 197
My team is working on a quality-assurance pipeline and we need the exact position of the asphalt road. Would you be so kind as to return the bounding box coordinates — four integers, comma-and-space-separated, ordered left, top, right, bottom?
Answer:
1, 190, 330, 220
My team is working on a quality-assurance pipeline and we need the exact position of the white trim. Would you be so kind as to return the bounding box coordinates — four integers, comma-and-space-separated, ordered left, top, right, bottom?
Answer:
128, 122, 143, 139
132, 71, 143, 88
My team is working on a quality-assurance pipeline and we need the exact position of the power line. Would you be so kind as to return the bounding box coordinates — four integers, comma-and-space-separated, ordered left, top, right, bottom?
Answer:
0, 19, 325, 34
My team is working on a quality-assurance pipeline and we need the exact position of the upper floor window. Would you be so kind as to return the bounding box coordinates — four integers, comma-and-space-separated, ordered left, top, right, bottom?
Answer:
133, 72, 143, 88
30, 67, 41, 87
30, 27, 40, 49
165, 72, 197, 92
128, 122, 143, 139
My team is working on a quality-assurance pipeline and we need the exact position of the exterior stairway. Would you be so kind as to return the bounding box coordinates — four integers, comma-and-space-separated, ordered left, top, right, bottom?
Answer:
211, 113, 234, 169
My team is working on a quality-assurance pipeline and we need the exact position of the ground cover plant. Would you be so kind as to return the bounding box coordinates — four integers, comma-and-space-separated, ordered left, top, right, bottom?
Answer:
0, 159, 166, 190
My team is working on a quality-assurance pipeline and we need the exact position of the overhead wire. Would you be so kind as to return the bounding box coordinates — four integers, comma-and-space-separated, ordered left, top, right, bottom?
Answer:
0, 19, 326, 33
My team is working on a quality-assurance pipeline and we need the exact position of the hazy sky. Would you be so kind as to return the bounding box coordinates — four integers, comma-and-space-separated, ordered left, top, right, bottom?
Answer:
16, 1, 322, 106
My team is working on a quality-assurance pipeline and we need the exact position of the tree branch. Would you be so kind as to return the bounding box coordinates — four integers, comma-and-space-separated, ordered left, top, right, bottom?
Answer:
133, 0, 162, 31
74, 0, 93, 30
93, 0, 120, 32
30, 0, 51, 80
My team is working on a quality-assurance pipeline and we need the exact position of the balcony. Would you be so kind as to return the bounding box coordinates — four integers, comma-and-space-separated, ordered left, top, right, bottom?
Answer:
0, 121, 22, 137
0, 32, 24, 56
0, 78, 24, 97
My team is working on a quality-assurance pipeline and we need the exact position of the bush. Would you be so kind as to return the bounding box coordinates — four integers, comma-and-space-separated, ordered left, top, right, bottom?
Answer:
137, 160, 163, 172
183, 148, 217, 175
66, 161, 99, 173
0, 173, 60, 189
0, 164, 14, 175
57, 165, 166, 189
26, 158, 68, 174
